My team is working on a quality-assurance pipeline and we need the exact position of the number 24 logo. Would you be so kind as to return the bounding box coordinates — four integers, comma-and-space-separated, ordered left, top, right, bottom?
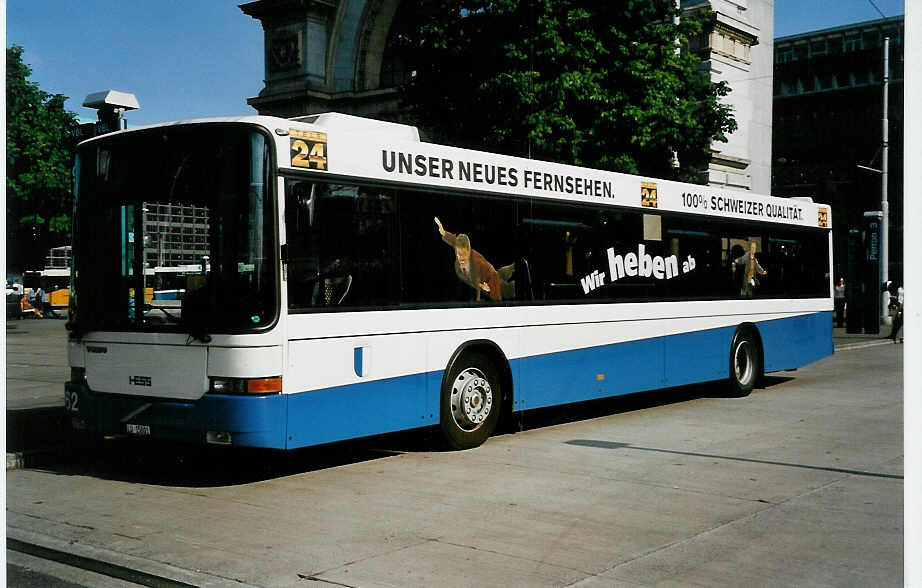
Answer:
291, 139, 327, 170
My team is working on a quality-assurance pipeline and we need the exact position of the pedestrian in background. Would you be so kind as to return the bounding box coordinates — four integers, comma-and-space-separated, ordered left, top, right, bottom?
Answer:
834, 277, 846, 327
888, 283, 903, 343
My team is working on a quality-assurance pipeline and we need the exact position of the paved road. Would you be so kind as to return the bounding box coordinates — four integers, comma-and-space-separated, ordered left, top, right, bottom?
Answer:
6, 318, 70, 411
5, 319, 903, 587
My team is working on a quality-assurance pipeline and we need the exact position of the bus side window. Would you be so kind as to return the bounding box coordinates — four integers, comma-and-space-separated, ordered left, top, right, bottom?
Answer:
284, 180, 321, 309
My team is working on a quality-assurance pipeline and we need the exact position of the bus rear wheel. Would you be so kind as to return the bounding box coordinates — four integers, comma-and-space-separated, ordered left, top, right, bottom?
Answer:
728, 328, 761, 397
440, 352, 501, 450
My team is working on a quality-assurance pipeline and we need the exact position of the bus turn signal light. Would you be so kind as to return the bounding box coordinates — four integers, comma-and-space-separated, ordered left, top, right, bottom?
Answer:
246, 377, 283, 394
210, 377, 282, 395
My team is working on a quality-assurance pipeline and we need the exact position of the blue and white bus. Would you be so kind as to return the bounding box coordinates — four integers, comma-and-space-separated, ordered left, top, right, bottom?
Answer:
65, 113, 833, 450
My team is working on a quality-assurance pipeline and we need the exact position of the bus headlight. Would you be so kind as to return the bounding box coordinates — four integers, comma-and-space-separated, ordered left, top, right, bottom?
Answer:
209, 376, 282, 395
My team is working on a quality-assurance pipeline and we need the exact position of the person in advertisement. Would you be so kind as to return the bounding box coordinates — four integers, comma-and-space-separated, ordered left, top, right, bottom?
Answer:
732, 240, 767, 298
434, 217, 514, 301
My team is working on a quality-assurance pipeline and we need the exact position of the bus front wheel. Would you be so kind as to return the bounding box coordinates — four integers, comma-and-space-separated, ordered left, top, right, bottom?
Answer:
728, 328, 761, 397
440, 352, 501, 450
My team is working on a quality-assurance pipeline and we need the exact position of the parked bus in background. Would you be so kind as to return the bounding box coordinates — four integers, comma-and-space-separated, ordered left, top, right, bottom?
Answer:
23, 267, 71, 312
65, 113, 833, 450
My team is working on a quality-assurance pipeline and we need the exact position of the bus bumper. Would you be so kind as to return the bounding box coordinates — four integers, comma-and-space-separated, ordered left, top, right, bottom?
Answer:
65, 382, 287, 449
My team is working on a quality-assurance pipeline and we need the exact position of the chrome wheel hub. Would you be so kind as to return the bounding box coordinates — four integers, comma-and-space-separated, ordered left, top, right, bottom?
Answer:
450, 367, 494, 431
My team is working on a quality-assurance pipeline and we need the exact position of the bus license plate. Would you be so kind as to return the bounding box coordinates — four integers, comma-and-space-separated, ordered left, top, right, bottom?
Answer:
126, 424, 151, 436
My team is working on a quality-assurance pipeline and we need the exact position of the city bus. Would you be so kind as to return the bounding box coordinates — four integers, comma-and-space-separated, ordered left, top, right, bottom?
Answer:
23, 267, 72, 310
65, 113, 833, 450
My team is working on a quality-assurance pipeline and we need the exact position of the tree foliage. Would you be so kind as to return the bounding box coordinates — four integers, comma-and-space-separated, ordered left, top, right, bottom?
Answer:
6, 44, 79, 272
394, 0, 736, 182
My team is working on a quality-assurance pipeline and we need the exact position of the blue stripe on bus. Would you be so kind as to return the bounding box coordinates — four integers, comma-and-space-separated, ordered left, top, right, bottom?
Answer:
760, 311, 833, 372
71, 312, 832, 450
512, 326, 731, 411
513, 312, 833, 409
514, 311, 833, 411
285, 372, 436, 448
68, 385, 288, 448
513, 335, 668, 411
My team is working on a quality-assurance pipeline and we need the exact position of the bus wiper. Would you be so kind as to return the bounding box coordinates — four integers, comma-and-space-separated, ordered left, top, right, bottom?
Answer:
185, 330, 212, 344
143, 303, 180, 323
179, 313, 212, 343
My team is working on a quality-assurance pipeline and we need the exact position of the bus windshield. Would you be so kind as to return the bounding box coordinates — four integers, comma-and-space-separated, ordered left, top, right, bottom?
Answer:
69, 124, 277, 336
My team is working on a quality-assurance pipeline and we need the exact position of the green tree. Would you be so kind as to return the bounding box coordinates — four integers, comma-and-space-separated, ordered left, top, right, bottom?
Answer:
6, 44, 79, 273
395, 0, 736, 182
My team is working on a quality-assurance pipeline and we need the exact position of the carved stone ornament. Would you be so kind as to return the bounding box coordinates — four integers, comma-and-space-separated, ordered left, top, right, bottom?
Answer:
269, 33, 302, 73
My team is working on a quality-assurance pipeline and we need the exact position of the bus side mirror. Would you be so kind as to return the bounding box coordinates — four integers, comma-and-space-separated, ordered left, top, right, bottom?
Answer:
286, 182, 316, 231
302, 184, 316, 227
294, 183, 316, 228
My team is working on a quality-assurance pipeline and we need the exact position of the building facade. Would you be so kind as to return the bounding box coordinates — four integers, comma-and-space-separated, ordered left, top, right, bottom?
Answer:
239, 0, 404, 119
684, 0, 774, 194
773, 16, 904, 281
141, 203, 211, 268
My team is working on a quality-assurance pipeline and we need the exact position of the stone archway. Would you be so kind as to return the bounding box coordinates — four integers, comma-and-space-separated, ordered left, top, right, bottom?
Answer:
355, 0, 403, 92
241, 0, 407, 118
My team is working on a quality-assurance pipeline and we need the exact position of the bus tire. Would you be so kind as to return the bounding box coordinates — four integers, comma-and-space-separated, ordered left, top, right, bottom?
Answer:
440, 352, 501, 450
728, 328, 761, 397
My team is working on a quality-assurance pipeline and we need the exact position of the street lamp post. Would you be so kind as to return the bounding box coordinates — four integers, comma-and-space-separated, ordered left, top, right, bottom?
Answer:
880, 37, 890, 321
858, 36, 892, 325
82, 90, 139, 135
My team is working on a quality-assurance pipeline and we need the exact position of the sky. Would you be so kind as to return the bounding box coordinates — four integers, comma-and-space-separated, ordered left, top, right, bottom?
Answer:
5, 0, 907, 128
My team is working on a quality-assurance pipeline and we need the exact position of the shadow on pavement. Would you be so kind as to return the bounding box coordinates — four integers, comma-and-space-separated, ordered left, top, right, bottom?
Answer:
11, 376, 794, 488
562, 438, 903, 480
511, 375, 793, 434
17, 423, 447, 488
7, 407, 71, 455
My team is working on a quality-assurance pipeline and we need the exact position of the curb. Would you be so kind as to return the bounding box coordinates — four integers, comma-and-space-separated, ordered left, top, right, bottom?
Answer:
835, 339, 899, 351
7, 528, 255, 588
6, 448, 70, 471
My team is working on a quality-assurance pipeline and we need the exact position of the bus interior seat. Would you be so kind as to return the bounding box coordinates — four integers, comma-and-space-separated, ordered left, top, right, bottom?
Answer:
312, 275, 352, 306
